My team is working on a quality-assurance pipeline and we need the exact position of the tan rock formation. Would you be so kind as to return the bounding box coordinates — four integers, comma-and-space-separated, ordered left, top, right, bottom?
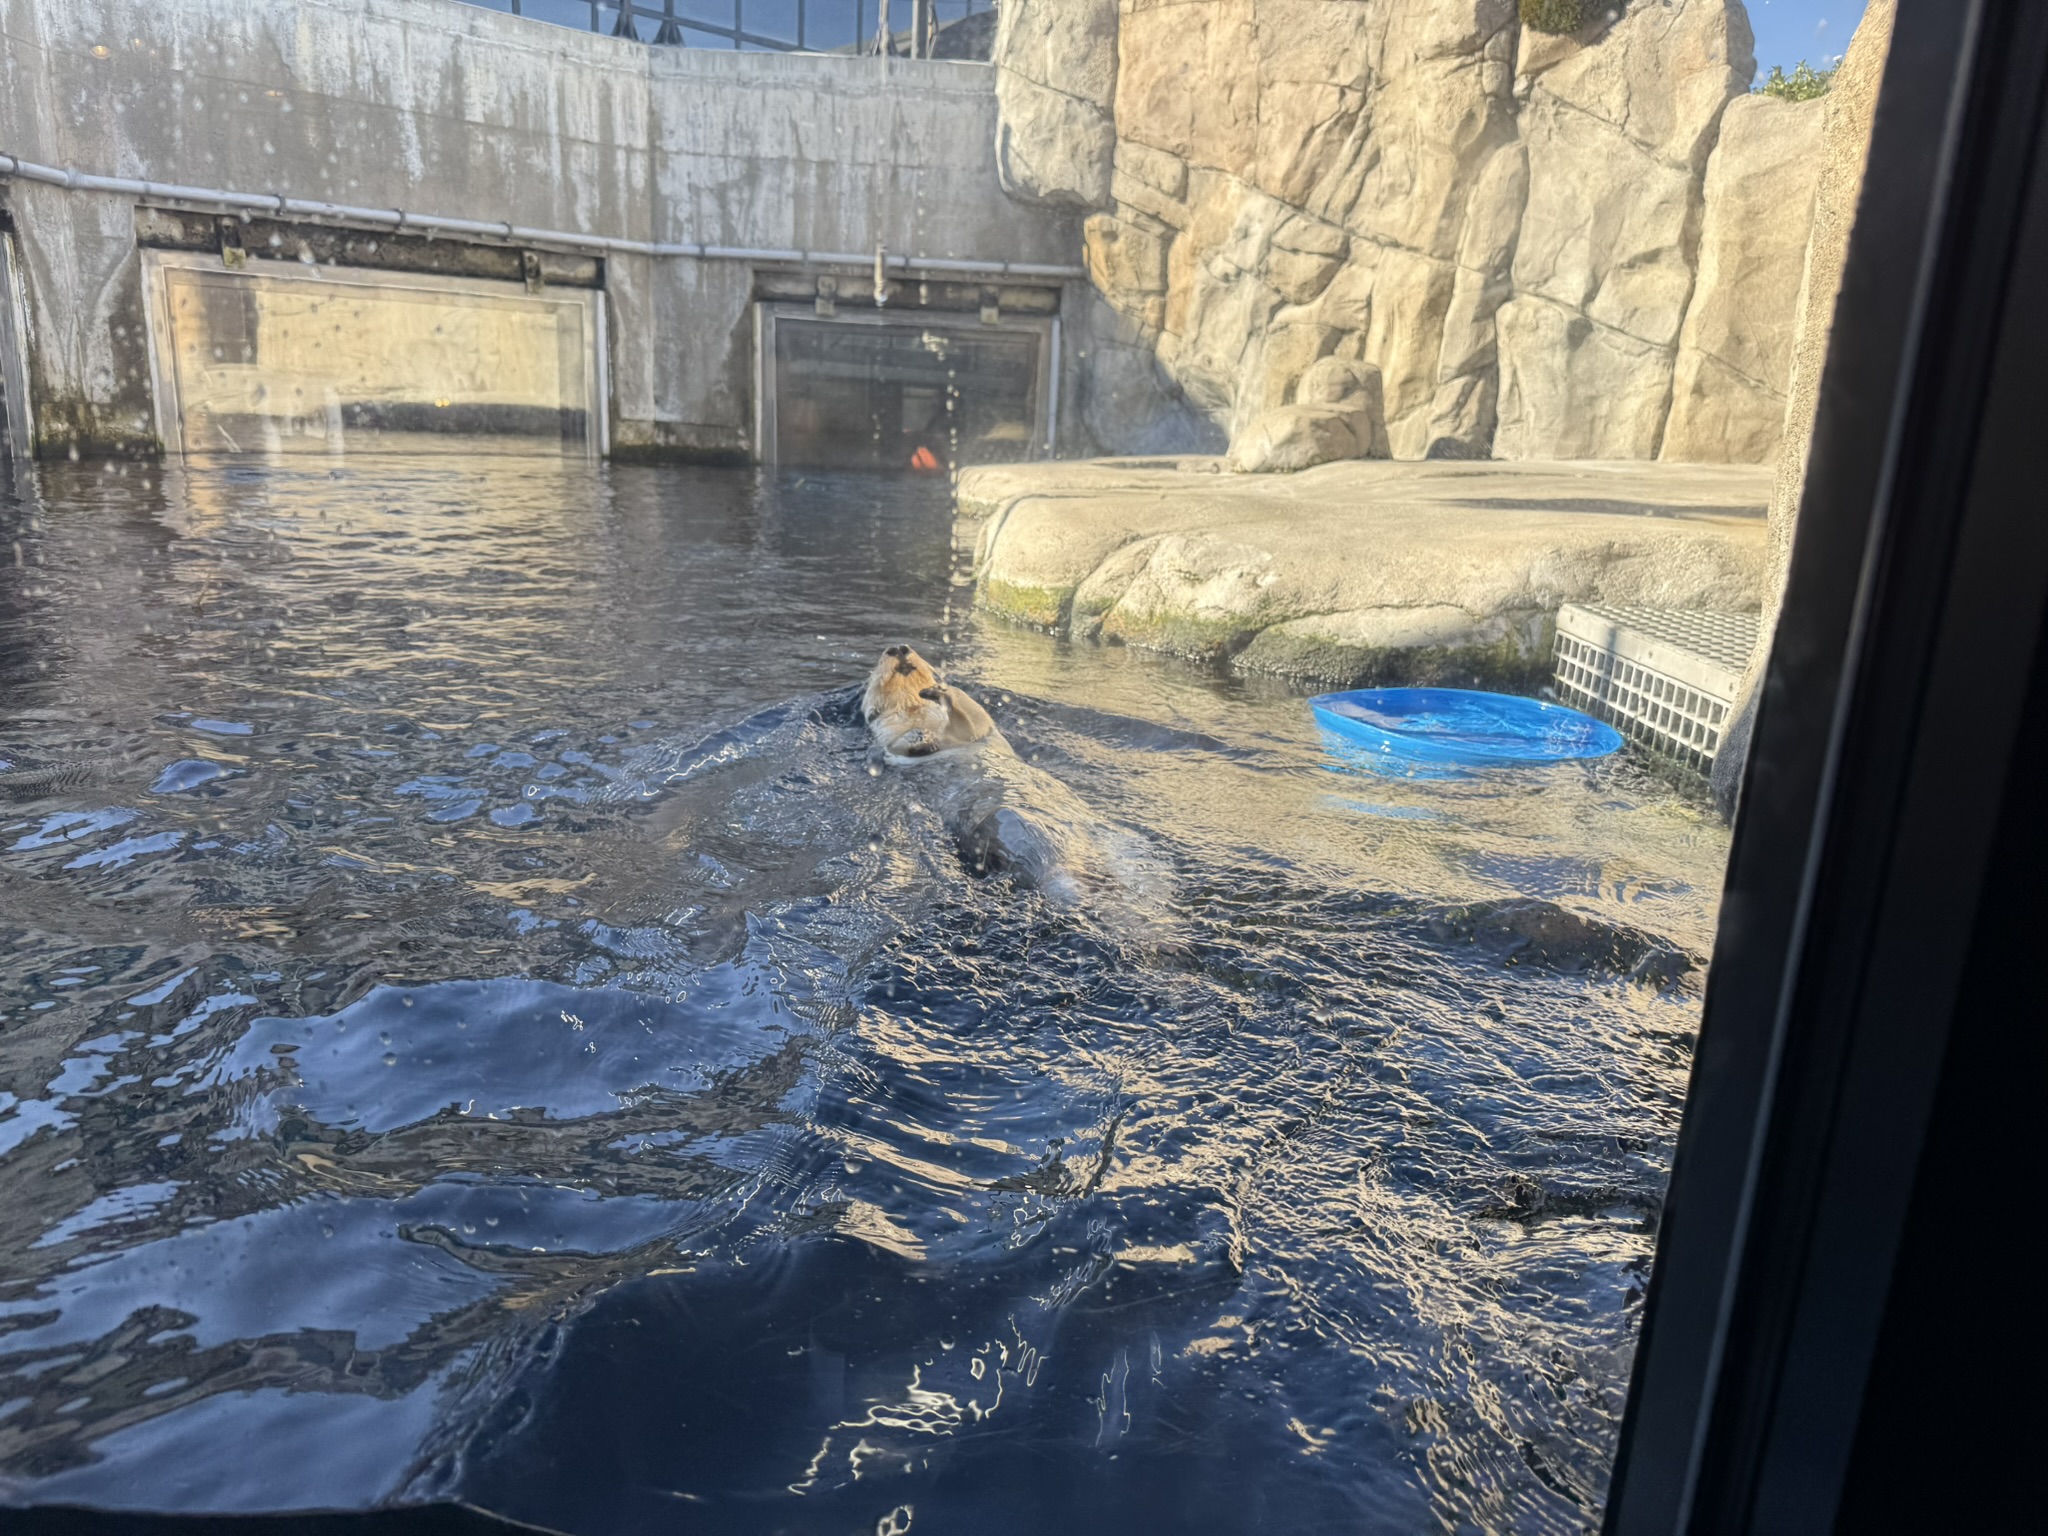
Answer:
992, 0, 1121, 209
994, 0, 1831, 471
1711, 0, 1897, 813
1662, 93, 1827, 462
1063, 0, 1521, 457
1764, 1, 1895, 627
1423, 140, 1529, 457
1074, 292, 1228, 454
1228, 357, 1391, 472
1494, 0, 1756, 459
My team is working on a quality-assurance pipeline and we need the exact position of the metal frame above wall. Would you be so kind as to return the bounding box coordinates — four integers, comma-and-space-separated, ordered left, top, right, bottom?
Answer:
135, 205, 609, 290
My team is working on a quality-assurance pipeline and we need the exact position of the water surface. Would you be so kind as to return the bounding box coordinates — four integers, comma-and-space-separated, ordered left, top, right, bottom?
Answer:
0, 458, 1723, 1533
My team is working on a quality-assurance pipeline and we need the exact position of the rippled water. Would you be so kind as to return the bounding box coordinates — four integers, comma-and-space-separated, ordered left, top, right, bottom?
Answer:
0, 458, 1725, 1533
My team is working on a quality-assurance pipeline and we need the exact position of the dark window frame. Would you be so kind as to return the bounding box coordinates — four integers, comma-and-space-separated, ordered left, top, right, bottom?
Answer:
1607, 1, 2048, 1529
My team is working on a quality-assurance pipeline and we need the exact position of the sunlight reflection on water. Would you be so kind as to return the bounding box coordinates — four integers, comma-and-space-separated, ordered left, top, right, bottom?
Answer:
0, 458, 1724, 1533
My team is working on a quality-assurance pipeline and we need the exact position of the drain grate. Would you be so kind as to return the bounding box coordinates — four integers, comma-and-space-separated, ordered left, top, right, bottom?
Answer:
1551, 604, 1760, 774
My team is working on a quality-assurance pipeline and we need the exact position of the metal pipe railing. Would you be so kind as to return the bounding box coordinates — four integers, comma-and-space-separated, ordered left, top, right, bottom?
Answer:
0, 152, 1085, 281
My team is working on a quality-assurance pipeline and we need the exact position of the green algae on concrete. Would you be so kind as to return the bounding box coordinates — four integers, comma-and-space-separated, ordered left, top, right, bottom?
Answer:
29, 394, 164, 460
978, 576, 1076, 631
962, 456, 1774, 690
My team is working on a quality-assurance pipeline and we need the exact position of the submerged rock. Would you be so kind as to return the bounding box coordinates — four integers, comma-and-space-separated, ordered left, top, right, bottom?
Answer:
0, 757, 101, 798
1422, 896, 1696, 982
1476, 1171, 1662, 1227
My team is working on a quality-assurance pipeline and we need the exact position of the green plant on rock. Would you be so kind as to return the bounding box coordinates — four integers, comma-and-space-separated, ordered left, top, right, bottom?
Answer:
1520, 0, 1589, 33
1757, 60, 1836, 100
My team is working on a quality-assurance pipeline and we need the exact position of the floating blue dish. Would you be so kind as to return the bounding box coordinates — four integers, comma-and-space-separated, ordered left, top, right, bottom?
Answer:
1310, 687, 1623, 767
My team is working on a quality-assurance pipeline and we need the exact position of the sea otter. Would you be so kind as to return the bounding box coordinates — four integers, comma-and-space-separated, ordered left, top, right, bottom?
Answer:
861, 644, 998, 764
862, 646, 1167, 919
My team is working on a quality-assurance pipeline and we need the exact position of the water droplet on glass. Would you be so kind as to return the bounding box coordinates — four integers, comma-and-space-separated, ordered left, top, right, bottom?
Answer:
868, 836, 882, 853
381, 1052, 397, 1066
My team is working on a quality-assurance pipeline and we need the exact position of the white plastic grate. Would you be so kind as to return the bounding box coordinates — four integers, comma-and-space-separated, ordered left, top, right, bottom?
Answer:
1552, 604, 1760, 774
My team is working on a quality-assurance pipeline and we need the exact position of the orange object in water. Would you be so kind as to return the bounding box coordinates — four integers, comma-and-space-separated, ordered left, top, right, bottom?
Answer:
909, 446, 940, 472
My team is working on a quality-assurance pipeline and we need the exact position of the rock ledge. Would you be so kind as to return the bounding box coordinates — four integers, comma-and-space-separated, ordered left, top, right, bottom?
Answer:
962, 457, 1771, 688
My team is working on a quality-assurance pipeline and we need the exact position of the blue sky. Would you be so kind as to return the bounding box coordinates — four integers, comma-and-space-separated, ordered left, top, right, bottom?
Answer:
1746, 0, 1869, 75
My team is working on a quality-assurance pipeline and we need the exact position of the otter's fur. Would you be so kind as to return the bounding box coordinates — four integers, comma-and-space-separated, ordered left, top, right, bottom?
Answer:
862, 646, 1166, 918
862, 645, 997, 764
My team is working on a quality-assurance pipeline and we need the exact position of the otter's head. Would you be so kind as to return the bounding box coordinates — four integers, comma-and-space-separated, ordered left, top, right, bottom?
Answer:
863, 644, 941, 727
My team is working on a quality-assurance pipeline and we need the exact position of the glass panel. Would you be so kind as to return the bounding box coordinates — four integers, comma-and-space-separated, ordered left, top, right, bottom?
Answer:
737, 0, 801, 47
516, 0, 598, 26
774, 317, 1039, 470
0, 0, 1905, 1530
795, 0, 864, 53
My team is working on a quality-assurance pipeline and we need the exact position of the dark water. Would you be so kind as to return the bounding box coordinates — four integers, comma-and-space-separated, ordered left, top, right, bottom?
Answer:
0, 458, 1725, 1533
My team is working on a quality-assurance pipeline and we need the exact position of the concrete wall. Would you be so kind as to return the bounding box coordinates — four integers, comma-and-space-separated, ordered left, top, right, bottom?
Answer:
0, 0, 1076, 457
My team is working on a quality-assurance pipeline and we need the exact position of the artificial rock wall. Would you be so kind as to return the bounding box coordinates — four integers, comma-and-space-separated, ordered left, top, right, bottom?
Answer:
997, 0, 1828, 463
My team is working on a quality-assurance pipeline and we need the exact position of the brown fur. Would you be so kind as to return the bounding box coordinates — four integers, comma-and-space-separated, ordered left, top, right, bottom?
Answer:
862, 646, 998, 763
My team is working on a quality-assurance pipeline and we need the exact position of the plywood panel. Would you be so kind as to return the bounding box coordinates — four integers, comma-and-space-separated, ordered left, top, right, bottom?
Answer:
146, 252, 603, 458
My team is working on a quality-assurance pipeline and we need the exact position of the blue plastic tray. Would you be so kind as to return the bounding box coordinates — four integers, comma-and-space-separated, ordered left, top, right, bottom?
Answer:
1309, 688, 1623, 767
